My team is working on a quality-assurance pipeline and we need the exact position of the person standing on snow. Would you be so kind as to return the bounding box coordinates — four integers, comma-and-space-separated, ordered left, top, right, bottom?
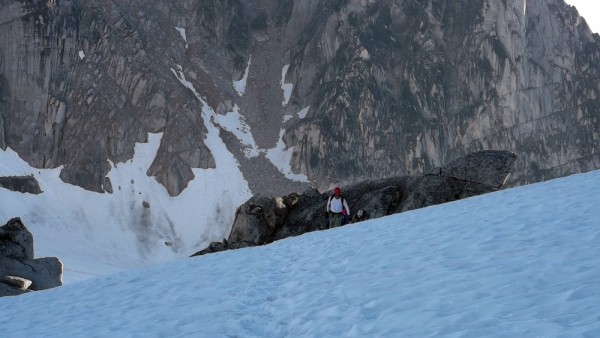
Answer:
326, 187, 350, 229
350, 209, 368, 223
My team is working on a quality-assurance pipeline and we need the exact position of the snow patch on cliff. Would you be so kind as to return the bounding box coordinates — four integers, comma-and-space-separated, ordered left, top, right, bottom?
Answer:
281, 64, 294, 106
233, 56, 252, 96
174, 27, 188, 49
297, 106, 310, 119
265, 129, 309, 182
213, 104, 261, 158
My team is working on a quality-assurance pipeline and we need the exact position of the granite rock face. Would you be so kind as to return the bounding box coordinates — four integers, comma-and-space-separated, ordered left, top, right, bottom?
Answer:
282, 0, 599, 190
0, 0, 598, 197
192, 150, 517, 256
0, 217, 63, 296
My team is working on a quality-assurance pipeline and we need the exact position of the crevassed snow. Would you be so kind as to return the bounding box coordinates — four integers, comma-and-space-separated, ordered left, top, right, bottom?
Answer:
233, 55, 251, 96
281, 64, 294, 106
2, 170, 600, 337
213, 104, 261, 158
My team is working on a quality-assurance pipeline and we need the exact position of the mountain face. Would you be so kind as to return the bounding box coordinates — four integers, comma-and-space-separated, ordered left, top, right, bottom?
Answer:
1, 0, 598, 196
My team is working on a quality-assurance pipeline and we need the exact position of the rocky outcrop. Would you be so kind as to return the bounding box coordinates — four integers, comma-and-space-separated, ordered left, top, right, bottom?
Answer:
0, 217, 63, 297
0, 0, 598, 199
0, 175, 42, 194
192, 150, 517, 256
400, 150, 518, 212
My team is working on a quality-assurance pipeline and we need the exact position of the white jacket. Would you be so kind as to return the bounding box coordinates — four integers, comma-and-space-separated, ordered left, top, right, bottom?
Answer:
327, 196, 350, 215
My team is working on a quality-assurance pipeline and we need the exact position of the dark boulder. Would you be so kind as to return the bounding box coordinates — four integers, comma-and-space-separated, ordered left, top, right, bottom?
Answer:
0, 217, 34, 259
0, 218, 63, 297
0, 176, 42, 194
190, 239, 229, 257
227, 194, 291, 245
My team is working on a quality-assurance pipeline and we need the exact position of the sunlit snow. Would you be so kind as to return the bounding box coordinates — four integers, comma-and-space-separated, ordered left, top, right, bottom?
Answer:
2, 170, 600, 337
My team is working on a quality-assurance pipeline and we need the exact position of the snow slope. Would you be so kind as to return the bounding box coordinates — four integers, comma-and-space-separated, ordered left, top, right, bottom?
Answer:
1, 170, 599, 337
0, 60, 307, 284
0, 130, 252, 283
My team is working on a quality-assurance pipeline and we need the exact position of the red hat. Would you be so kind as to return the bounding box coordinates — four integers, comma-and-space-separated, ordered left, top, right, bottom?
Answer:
334, 187, 341, 195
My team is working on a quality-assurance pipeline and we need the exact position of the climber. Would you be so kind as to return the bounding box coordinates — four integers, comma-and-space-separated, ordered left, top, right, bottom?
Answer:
350, 209, 369, 223
326, 187, 350, 229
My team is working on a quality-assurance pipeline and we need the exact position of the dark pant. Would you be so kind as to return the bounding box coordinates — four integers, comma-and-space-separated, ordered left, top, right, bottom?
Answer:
329, 213, 343, 228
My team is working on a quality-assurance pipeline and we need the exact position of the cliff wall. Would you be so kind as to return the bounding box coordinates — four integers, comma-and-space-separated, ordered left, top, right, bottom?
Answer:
0, 0, 598, 194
